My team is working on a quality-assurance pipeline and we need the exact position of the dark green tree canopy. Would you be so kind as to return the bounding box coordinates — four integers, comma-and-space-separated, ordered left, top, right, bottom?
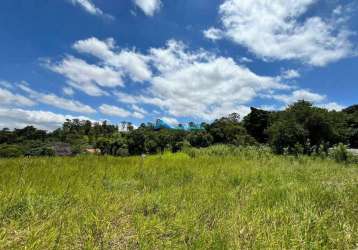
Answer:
0, 101, 357, 157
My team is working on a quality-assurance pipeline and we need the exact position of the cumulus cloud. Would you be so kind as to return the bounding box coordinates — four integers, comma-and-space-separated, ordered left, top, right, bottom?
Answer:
67, 81, 108, 97
319, 102, 345, 111
49, 37, 344, 121
132, 112, 145, 119
70, 38, 291, 120
272, 89, 326, 104
145, 40, 288, 120
19, 84, 96, 114
0, 107, 93, 131
69, 0, 113, 19
99, 104, 131, 117
266, 89, 345, 111
114, 91, 140, 104
133, 0, 162, 16
203, 28, 224, 41
207, 0, 354, 66
63, 87, 75, 96
46, 56, 122, 96
47, 38, 153, 97
73, 37, 152, 82
109, 39, 288, 120
0, 87, 35, 107
131, 104, 147, 115
281, 69, 301, 80
99, 104, 146, 119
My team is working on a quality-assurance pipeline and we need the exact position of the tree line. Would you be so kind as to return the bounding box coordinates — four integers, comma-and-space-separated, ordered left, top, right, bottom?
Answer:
0, 101, 357, 158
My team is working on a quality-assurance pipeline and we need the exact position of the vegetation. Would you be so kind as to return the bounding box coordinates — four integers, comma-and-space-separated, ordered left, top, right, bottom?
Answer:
0, 102, 357, 248
0, 148, 357, 249
0, 101, 357, 162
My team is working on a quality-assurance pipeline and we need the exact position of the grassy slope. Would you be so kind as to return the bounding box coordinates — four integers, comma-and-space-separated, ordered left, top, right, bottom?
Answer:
0, 153, 357, 249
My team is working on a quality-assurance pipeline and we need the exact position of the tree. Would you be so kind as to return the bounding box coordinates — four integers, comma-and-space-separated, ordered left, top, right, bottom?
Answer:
243, 108, 270, 143
267, 101, 350, 154
343, 105, 358, 148
127, 130, 146, 155
188, 132, 213, 148
206, 114, 255, 146
268, 118, 307, 154
14, 126, 47, 142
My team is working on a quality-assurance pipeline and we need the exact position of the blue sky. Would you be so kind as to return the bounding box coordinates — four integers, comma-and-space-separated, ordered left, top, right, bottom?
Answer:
0, 0, 357, 130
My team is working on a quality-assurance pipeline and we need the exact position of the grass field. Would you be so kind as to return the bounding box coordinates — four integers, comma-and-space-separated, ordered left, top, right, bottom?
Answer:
0, 150, 357, 249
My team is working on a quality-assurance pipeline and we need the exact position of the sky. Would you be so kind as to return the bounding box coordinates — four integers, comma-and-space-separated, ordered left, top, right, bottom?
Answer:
0, 0, 357, 130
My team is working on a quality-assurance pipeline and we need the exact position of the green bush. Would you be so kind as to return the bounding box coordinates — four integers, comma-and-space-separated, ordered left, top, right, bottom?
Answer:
329, 143, 351, 163
268, 119, 307, 154
25, 146, 55, 157
0, 145, 24, 158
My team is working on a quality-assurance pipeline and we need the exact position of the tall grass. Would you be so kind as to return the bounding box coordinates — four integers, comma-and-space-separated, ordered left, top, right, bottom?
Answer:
0, 149, 357, 249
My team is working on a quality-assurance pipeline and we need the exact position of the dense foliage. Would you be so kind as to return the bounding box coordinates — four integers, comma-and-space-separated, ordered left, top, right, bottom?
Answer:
0, 101, 357, 159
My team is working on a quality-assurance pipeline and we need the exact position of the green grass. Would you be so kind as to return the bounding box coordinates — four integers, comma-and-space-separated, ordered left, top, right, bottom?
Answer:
0, 151, 357, 249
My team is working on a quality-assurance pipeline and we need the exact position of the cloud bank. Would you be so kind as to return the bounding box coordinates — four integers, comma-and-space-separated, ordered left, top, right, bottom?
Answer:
205, 0, 355, 66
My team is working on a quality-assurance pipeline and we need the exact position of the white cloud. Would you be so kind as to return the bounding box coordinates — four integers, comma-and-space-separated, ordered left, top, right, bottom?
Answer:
47, 38, 152, 97
85, 39, 288, 120
63, 87, 75, 96
208, 0, 354, 66
73, 37, 116, 60
99, 104, 144, 119
281, 69, 301, 79
0, 80, 13, 89
0, 107, 93, 131
132, 112, 145, 119
144, 40, 288, 120
131, 104, 147, 114
267, 89, 345, 111
69, 0, 113, 19
99, 104, 131, 117
108, 40, 287, 120
50, 37, 346, 122
203, 27, 224, 41
272, 89, 326, 104
162, 117, 179, 126
114, 51, 152, 82
133, 0, 162, 16
130, 105, 147, 119
238, 57, 253, 63
148, 40, 208, 74
319, 102, 345, 111
73, 37, 152, 82
0, 87, 35, 107
114, 91, 140, 104
67, 81, 108, 97
259, 105, 278, 111
46, 56, 122, 96
19, 85, 96, 114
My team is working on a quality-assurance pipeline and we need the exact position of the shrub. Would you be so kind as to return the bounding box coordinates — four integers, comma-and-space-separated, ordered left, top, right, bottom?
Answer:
0, 145, 24, 158
311, 143, 329, 158
187, 132, 213, 148
268, 119, 307, 154
25, 146, 55, 157
96, 137, 129, 157
329, 143, 351, 163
